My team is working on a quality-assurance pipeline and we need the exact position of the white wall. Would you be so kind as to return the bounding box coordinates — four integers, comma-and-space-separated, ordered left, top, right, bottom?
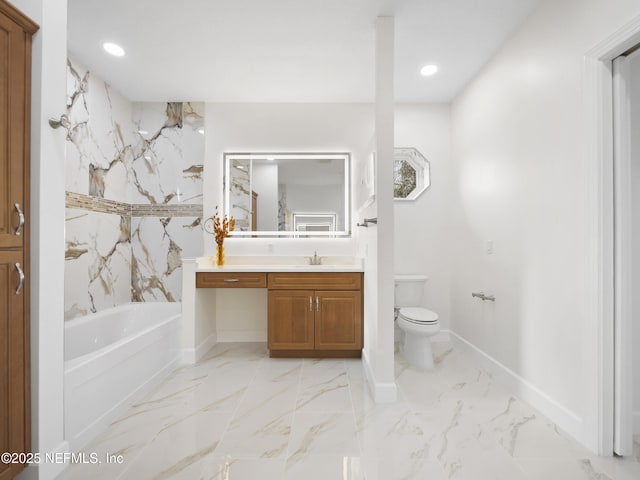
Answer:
205, 103, 374, 257
215, 289, 268, 341
252, 163, 278, 231
449, 0, 640, 451
363, 17, 396, 402
10, 0, 69, 479
631, 48, 640, 436
394, 104, 451, 331
204, 103, 374, 338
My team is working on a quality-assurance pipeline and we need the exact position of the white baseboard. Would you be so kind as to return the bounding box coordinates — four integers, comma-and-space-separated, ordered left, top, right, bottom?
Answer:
216, 330, 267, 343
181, 333, 217, 364
362, 349, 397, 403
634, 411, 640, 436
18, 440, 69, 480
449, 330, 586, 448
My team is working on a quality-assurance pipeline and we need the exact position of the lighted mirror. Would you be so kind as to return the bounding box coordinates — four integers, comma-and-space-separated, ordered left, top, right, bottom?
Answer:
223, 152, 351, 237
394, 147, 430, 201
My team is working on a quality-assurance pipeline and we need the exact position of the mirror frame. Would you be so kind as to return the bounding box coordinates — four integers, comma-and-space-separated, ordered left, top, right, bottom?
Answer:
393, 147, 431, 201
223, 152, 351, 237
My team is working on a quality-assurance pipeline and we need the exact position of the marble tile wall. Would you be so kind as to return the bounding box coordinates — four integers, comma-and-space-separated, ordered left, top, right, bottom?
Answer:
228, 158, 251, 231
130, 102, 204, 302
131, 102, 204, 206
64, 57, 204, 319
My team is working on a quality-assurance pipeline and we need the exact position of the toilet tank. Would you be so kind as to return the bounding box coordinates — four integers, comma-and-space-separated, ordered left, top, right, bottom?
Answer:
394, 274, 428, 308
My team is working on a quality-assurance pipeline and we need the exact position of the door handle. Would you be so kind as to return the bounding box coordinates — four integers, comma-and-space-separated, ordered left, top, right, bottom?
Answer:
14, 203, 24, 236
316, 296, 319, 312
15, 263, 24, 295
309, 295, 313, 312
223, 278, 240, 283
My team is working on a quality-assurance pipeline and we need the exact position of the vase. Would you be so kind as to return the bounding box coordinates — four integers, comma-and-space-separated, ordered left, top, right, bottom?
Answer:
215, 244, 225, 266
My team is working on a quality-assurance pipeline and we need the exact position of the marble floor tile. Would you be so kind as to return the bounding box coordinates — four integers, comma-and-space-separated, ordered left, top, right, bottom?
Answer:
253, 358, 303, 384
361, 457, 448, 480
117, 410, 232, 479
356, 403, 431, 460
177, 378, 248, 415
300, 358, 348, 386
182, 456, 286, 480
296, 373, 352, 412
284, 454, 364, 480
215, 381, 298, 459
286, 412, 360, 465
516, 457, 614, 480
57, 342, 640, 480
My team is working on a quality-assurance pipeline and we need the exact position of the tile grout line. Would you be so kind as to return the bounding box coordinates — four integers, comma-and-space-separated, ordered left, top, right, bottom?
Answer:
346, 359, 365, 464
283, 357, 306, 469
198, 345, 265, 466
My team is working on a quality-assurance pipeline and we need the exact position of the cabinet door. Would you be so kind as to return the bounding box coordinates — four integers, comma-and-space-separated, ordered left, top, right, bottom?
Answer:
315, 291, 362, 350
268, 290, 315, 350
0, 13, 27, 249
0, 250, 26, 480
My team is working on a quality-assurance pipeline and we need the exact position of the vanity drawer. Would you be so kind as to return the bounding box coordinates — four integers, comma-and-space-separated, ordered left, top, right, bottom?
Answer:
267, 272, 362, 290
196, 272, 267, 288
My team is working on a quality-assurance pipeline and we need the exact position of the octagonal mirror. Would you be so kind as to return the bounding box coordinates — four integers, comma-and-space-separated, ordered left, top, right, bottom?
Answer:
394, 147, 430, 201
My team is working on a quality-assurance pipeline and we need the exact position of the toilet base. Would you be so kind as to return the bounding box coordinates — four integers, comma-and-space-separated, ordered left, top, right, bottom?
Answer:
400, 333, 435, 370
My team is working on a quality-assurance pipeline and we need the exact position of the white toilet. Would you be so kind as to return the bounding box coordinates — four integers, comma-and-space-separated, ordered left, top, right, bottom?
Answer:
395, 274, 440, 369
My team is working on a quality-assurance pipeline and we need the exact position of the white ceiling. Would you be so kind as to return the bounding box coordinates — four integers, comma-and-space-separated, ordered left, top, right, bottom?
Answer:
67, 0, 541, 103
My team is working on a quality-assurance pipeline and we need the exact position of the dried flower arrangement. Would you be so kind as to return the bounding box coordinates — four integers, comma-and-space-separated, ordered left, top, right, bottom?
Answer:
212, 206, 235, 245
208, 206, 234, 266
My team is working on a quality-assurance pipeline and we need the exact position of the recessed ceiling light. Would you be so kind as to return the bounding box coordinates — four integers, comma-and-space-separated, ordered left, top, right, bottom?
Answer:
267, 157, 275, 161
197, 128, 205, 135
420, 64, 439, 77
138, 129, 148, 135
103, 42, 125, 57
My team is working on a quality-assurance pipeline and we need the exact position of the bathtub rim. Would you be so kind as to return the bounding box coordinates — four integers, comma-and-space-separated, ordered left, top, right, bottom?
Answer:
64, 302, 181, 369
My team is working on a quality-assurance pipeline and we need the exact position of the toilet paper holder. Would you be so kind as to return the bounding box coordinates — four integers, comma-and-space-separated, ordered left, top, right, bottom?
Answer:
472, 292, 495, 302
357, 217, 378, 227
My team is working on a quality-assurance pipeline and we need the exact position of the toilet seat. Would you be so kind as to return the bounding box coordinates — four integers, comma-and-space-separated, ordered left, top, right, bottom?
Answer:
398, 307, 439, 325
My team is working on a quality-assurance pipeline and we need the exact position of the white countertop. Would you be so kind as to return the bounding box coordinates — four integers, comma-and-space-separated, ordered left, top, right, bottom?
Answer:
195, 255, 364, 273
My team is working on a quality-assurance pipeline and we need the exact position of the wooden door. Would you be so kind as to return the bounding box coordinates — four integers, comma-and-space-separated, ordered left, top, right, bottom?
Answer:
0, 10, 27, 249
268, 290, 314, 350
0, 3, 37, 479
314, 290, 362, 350
0, 251, 26, 480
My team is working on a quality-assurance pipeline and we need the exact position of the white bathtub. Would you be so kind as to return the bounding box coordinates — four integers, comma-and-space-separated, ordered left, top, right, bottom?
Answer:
64, 302, 181, 451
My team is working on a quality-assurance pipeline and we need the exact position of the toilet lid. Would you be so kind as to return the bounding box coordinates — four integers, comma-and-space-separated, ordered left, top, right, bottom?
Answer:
399, 307, 439, 324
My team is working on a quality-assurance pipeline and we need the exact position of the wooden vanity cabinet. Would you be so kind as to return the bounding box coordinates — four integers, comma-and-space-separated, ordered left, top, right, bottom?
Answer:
314, 290, 362, 351
196, 272, 266, 288
267, 273, 363, 358
267, 290, 315, 350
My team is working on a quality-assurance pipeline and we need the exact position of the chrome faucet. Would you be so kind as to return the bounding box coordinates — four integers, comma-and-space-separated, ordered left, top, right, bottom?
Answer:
308, 251, 322, 265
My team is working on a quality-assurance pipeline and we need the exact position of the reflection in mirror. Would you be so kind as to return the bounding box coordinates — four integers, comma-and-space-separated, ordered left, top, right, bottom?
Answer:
224, 153, 351, 237
394, 147, 431, 201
